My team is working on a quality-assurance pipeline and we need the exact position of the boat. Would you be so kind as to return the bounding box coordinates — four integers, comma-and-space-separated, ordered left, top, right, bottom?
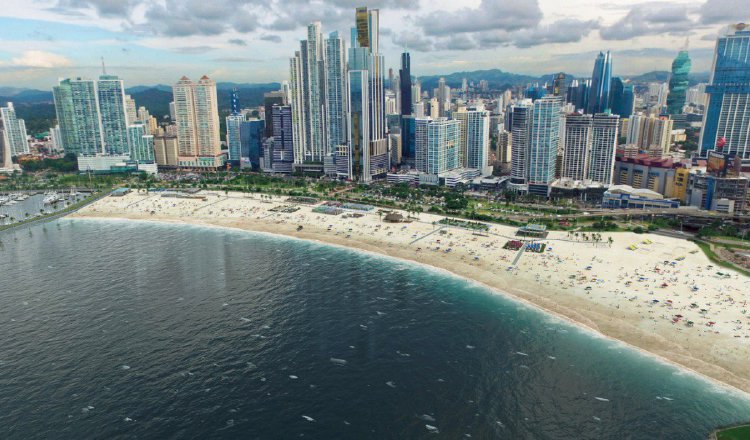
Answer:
43, 193, 61, 204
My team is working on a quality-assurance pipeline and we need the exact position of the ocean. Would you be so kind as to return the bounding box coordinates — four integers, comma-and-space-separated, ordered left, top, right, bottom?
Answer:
1, 219, 749, 439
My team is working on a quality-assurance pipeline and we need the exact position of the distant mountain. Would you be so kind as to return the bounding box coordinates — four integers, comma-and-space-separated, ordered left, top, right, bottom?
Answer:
129, 88, 174, 119
418, 69, 540, 91
126, 85, 172, 94
623, 71, 709, 85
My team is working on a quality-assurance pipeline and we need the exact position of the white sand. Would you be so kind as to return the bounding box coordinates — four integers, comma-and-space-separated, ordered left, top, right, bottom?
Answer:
72, 190, 750, 394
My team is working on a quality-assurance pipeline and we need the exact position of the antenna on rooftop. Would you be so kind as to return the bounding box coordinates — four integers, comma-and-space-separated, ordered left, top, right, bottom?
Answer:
101, 57, 107, 75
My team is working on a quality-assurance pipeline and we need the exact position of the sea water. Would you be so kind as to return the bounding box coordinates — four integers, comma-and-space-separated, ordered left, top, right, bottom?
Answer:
0, 219, 748, 439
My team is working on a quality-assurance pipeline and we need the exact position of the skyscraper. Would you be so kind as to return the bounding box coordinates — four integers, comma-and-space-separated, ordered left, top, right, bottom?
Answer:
172, 75, 222, 166
453, 106, 491, 174
347, 7, 388, 182
226, 113, 245, 164
127, 124, 155, 163
271, 105, 295, 173
561, 113, 592, 181
586, 51, 613, 114
700, 25, 750, 157
0, 102, 29, 156
97, 75, 129, 154
263, 91, 286, 138
552, 73, 567, 98
239, 119, 265, 169
528, 96, 562, 196
399, 52, 412, 116
414, 117, 460, 175
667, 50, 691, 115
609, 77, 635, 119
588, 113, 619, 185
509, 101, 533, 186
325, 31, 348, 151
53, 78, 103, 157
437, 77, 450, 117
290, 22, 327, 165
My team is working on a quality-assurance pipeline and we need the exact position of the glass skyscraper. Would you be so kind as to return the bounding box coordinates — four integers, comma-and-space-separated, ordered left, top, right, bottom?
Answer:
667, 50, 691, 115
609, 77, 634, 118
586, 51, 612, 114
0, 102, 29, 156
528, 96, 562, 196
97, 74, 129, 154
53, 78, 103, 156
127, 124, 154, 163
325, 31, 348, 151
240, 119, 265, 169
226, 114, 245, 164
399, 52, 412, 116
699, 24, 750, 158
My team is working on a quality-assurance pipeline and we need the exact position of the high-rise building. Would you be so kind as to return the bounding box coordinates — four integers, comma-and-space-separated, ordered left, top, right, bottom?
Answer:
290, 22, 327, 165
667, 50, 691, 115
528, 96, 563, 196
97, 75, 129, 154
0, 126, 11, 169
0, 102, 29, 156
561, 113, 592, 181
127, 124, 155, 163
588, 113, 619, 185
586, 51, 613, 114
239, 119, 265, 169
263, 91, 286, 138
347, 7, 388, 182
437, 77, 450, 117
568, 79, 590, 112
271, 104, 295, 173
53, 78, 103, 157
700, 24, 750, 157
453, 106, 491, 174
325, 31, 348, 151
125, 95, 137, 125
552, 73, 567, 98
226, 114, 245, 164
172, 75, 222, 166
414, 117, 460, 175
609, 77, 635, 118
399, 52, 412, 116
627, 114, 673, 153
509, 101, 533, 185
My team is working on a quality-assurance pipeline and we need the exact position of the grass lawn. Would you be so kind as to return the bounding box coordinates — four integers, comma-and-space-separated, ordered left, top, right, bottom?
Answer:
716, 425, 750, 440
693, 240, 750, 278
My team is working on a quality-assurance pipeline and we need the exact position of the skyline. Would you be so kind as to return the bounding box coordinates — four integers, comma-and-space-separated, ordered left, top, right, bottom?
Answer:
0, 0, 747, 88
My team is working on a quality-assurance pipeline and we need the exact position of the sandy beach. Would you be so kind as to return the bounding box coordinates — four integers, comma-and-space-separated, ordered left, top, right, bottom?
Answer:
71, 190, 750, 394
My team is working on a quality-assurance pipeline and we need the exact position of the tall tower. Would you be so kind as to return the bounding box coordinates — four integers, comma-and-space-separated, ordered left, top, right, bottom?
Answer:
667, 50, 691, 115
325, 31, 348, 151
509, 101, 533, 185
0, 102, 29, 156
561, 113, 592, 181
528, 96, 562, 196
53, 78, 103, 157
172, 76, 197, 157
97, 74, 129, 155
399, 52, 412, 116
289, 22, 327, 165
586, 51, 612, 114
347, 7, 387, 182
588, 112, 619, 185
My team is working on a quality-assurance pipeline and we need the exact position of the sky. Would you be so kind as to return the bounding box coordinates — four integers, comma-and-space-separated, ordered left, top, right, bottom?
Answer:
0, 0, 747, 89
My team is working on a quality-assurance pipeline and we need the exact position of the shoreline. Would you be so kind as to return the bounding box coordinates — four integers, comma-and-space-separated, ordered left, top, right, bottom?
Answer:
67, 191, 750, 396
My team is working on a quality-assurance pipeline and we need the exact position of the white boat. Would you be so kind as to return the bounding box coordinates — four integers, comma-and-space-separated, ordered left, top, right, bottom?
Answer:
43, 193, 61, 204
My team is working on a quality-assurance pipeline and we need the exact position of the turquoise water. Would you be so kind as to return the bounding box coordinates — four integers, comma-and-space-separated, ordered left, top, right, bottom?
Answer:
0, 218, 748, 439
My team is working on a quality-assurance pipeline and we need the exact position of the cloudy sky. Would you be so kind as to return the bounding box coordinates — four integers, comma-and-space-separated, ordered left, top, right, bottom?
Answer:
0, 0, 747, 89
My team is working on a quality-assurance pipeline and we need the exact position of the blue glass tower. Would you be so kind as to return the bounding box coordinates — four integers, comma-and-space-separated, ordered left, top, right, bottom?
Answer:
586, 51, 612, 114
240, 119, 265, 169
667, 51, 691, 115
699, 25, 750, 158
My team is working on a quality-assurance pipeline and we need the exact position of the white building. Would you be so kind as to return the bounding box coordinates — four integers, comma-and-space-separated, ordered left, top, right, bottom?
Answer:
0, 102, 29, 156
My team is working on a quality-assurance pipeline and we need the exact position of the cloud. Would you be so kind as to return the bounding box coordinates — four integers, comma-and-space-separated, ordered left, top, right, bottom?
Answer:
260, 34, 282, 43
699, 0, 750, 24
392, 31, 434, 52
138, 0, 260, 37
514, 19, 599, 48
51, 0, 143, 18
212, 56, 261, 63
11, 50, 72, 68
416, 0, 542, 36
228, 39, 247, 46
600, 5, 694, 40
171, 46, 216, 54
